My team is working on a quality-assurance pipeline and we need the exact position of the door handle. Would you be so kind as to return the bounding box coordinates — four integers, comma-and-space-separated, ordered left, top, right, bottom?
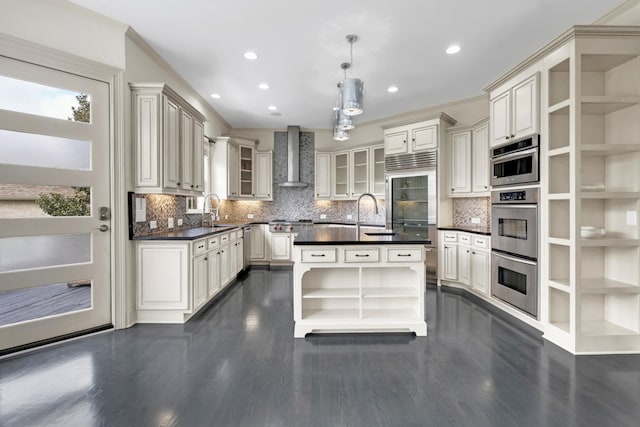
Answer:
97, 224, 109, 232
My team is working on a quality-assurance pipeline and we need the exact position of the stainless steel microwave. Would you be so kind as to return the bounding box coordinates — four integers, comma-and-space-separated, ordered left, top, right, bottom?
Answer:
490, 134, 539, 187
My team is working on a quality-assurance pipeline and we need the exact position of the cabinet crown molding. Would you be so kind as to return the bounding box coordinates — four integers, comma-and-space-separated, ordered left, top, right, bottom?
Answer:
129, 82, 206, 122
447, 117, 489, 133
380, 112, 457, 130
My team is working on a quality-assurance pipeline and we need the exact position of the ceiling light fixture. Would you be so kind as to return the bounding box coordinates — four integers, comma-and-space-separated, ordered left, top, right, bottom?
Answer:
387, 86, 399, 93
340, 34, 364, 116
446, 44, 461, 54
268, 105, 277, 111
332, 109, 350, 141
244, 51, 258, 60
258, 83, 269, 90
210, 93, 221, 99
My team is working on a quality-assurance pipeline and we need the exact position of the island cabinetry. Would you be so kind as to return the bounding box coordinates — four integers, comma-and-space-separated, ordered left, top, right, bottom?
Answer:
130, 83, 206, 195
293, 244, 427, 337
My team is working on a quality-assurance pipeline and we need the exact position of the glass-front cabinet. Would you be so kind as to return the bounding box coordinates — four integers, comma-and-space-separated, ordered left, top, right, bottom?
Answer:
239, 145, 254, 197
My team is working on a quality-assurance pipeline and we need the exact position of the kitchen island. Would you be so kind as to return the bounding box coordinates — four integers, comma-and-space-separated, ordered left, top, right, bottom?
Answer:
292, 227, 429, 337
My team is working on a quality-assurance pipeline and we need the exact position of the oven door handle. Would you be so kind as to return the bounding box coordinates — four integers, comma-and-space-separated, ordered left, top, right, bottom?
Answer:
493, 251, 537, 266
492, 204, 537, 209
491, 147, 537, 162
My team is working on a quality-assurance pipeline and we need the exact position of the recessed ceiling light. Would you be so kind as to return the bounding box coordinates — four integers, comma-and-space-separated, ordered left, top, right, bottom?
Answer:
244, 51, 258, 60
268, 105, 277, 111
446, 44, 461, 55
210, 93, 221, 99
387, 86, 399, 93
258, 83, 269, 90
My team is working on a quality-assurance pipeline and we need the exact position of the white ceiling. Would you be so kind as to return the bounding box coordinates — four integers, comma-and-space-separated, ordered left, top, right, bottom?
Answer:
71, 0, 622, 129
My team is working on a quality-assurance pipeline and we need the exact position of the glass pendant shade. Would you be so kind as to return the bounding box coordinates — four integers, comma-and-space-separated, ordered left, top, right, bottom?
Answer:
341, 78, 364, 116
337, 109, 354, 130
333, 127, 350, 141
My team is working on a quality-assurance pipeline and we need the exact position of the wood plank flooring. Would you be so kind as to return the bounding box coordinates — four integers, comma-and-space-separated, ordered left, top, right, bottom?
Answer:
1, 268, 639, 427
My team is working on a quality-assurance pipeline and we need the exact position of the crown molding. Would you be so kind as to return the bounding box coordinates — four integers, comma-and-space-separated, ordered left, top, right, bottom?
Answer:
593, 0, 640, 24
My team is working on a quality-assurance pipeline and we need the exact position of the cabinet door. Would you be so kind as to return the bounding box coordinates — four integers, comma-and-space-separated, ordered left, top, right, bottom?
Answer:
207, 250, 220, 297
350, 148, 369, 197
449, 130, 472, 195
180, 109, 194, 191
235, 239, 244, 274
471, 122, 490, 193
471, 249, 490, 294
229, 238, 238, 277
490, 90, 511, 146
457, 246, 471, 285
512, 74, 539, 139
412, 124, 438, 151
163, 97, 181, 189
443, 244, 458, 281
219, 244, 230, 286
133, 92, 160, 189
270, 234, 291, 261
193, 253, 208, 310
255, 151, 272, 199
239, 145, 254, 197
384, 130, 408, 155
227, 143, 239, 198
332, 151, 351, 199
370, 146, 385, 197
315, 152, 332, 199
137, 243, 189, 310
250, 225, 266, 260
192, 120, 204, 193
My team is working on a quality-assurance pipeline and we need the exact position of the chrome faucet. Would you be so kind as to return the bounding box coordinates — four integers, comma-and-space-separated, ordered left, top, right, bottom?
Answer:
202, 193, 221, 226
356, 192, 379, 236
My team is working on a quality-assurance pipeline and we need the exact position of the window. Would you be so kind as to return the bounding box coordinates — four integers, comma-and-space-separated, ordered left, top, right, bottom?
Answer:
186, 139, 210, 213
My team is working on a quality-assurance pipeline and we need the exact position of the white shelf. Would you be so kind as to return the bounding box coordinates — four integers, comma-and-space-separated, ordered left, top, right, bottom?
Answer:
581, 144, 640, 156
581, 320, 639, 337
548, 147, 571, 157
301, 309, 359, 320
581, 239, 640, 247
548, 99, 570, 114
548, 321, 571, 334
361, 309, 419, 320
548, 237, 571, 246
581, 96, 640, 114
580, 278, 640, 294
547, 193, 571, 200
362, 287, 419, 298
580, 191, 640, 199
548, 279, 571, 293
302, 288, 359, 299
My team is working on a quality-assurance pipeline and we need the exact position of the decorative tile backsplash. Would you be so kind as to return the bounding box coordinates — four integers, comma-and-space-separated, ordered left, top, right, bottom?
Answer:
452, 197, 490, 227
130, 130, 385, 237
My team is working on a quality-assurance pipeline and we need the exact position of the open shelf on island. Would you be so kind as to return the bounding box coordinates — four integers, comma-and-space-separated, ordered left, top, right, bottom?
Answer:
302, 309, 359, 321
362, 287, 419, 298
361, 308, 419, 320
302, 288, 359, 299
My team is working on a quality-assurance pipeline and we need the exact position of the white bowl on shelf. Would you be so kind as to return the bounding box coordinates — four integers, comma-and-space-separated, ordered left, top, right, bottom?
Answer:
581, 226, 606, 239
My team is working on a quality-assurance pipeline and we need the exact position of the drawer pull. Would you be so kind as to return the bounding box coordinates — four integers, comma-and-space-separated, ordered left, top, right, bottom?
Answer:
311, 254, 326, 257
355, 254, 370, 257
397, 254, 412, 257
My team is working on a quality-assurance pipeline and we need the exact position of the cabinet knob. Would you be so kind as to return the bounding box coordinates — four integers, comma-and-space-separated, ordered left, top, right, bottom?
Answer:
217, 252, 220, 255
472, 251, 476, 255
252, 194, 254, 196
412, 138, 415, 142
177, 182, 181, 186
317, 193, 319, 196
510, 134, 515, 138
267, 194, 270, 197
404, 140, 407, 144
191, 185, 194, 188
505, 136, 509, 140
204, 257, 208, 261
451, 188, 455, 192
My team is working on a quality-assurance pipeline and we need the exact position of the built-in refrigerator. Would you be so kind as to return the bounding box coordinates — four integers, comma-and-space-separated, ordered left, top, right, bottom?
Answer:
385, 164, 437, 284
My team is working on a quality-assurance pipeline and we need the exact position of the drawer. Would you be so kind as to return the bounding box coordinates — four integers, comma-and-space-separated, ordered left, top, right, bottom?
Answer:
472, 236, 489, 249
443, 232, 457, 242
229, 230, 238, 241
387, 248, 423, 262
207, 236, 219, 248
345, 248, 379, 263
300, 248, 336, 263
219, 233, 231, 244
458, 234, 471, 245
193, 239, 207, 256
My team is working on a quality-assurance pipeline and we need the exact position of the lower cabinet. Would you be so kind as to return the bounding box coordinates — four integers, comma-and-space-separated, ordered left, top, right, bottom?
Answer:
250, 224, 268, 262
271, 233, 291, 262
438, 231, 490, 296
136, 229, 240, 323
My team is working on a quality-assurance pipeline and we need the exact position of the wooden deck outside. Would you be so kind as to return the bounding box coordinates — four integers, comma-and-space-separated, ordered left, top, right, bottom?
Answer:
0, 283, 91, 326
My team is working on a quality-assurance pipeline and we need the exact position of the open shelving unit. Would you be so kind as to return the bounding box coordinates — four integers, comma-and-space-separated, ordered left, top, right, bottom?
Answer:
542, 27, 640, 354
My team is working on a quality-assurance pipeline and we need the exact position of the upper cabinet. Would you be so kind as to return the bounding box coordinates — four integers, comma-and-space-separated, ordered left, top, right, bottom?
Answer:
447, 118, 490, 197
212, 136, 271, 200
314, 152, 332, 200
489, 73, 539, 146
383, 120, 439, 155
130, 83, 206, 195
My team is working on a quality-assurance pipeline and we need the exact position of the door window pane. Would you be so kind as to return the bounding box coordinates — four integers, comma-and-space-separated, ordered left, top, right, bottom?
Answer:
0, 76, 91, 122
0, 129, 90, 170
0, 184, 90, 218
0, 234, 91, 273
0, 281, 91, 326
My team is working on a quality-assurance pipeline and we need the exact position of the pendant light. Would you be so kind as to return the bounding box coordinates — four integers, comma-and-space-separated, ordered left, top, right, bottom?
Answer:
335, 83, 354, 130
340, 35, 364, 116
333, 108, 350, 141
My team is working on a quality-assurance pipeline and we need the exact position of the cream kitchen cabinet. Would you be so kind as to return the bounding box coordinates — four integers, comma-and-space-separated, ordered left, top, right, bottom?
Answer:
448, 118, 490, 197
370, 145, 385, 197
255, 151, 273, 200
271, 233, 291, 262
438, 231, 491, 296
213, 136, 266, 200
332, 151, 351, 199
383, 120, 438, 155
130, 83, 206, 195
441, 233, 458, 281
314, 152, 332, 200
250, 224, 268, 262
489, 73, 539, 147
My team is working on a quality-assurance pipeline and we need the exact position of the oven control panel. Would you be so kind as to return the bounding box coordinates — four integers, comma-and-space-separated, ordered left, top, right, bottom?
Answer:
491, 188, 538, 204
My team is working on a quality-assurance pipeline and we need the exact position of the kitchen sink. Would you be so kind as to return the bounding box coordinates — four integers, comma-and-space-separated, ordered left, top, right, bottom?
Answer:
364, 232, 397, 236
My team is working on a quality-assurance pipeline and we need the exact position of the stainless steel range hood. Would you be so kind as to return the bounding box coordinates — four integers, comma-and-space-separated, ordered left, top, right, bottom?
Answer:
279, 125, 308, 188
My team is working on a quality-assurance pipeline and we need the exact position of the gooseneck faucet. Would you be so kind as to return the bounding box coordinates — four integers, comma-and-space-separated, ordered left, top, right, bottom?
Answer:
202, 193, 221, 226
356, 193, 379, 236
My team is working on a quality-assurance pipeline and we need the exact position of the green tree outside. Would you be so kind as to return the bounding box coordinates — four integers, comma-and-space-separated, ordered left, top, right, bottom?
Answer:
35, 94, 92, 216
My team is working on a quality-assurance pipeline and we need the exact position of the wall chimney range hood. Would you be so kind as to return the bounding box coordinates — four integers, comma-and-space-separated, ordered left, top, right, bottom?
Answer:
279, 125, 308, 188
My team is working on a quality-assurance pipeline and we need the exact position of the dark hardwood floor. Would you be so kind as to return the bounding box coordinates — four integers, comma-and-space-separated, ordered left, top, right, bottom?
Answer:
1, 268, 639, 427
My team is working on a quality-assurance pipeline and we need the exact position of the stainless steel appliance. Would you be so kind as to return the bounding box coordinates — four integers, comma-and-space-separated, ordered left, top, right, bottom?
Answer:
268, 219, 313, 233
385, 151, 437, 284
241, 225, 251, 275
490, 134, 539, 187
490, 188, 539, 318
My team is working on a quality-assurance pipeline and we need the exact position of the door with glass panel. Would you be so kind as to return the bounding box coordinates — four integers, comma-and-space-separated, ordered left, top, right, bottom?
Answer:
0, 56, 111, 352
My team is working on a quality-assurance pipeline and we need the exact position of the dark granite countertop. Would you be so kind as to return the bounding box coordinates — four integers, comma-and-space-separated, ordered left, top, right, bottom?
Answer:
132, 225, 241, 241
313, 222, 385, 227
294, 227, 431, 245
438, 225, 491, 236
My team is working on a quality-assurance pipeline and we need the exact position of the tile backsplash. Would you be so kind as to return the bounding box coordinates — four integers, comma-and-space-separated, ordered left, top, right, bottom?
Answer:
452, 197, 490, 227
